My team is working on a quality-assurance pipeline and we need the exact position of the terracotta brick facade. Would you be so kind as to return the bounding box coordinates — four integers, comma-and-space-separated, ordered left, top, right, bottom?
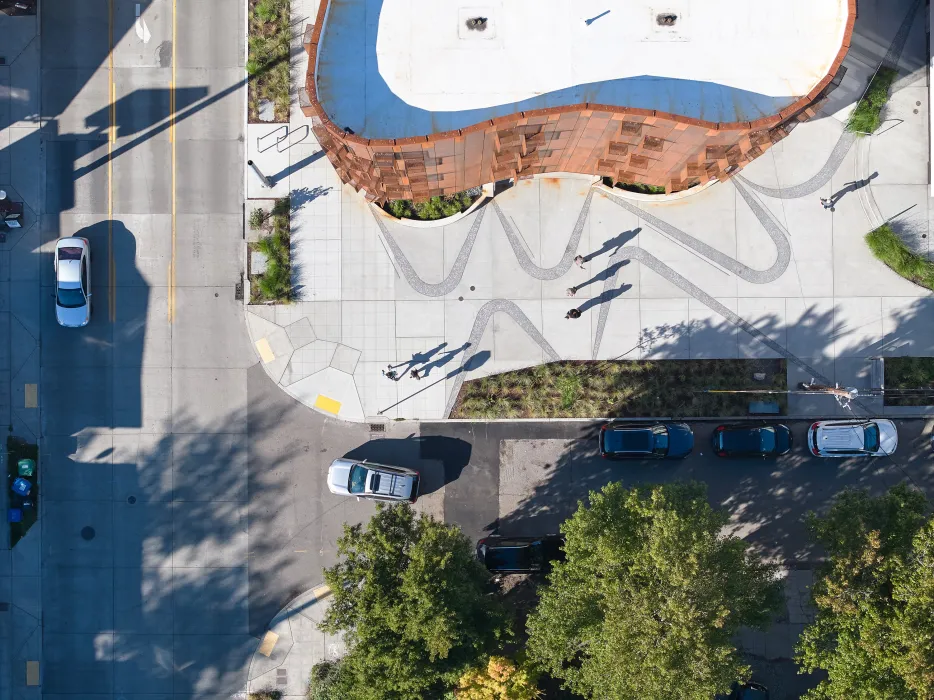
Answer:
302, 2, 855, 202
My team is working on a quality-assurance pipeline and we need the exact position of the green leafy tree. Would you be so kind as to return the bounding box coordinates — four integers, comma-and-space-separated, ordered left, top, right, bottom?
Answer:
320, 504, 511, 700
796, 483, 934, 699
526, 481, 783, 700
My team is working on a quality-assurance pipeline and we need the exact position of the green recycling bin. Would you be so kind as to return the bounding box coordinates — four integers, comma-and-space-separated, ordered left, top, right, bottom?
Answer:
17, 459, 35, 477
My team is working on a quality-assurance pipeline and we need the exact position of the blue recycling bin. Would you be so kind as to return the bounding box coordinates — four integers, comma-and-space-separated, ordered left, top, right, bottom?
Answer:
11, 477, 32, 497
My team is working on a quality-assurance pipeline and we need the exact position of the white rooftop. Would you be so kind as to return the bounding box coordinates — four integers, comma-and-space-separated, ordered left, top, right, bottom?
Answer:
316, 0, 849, 138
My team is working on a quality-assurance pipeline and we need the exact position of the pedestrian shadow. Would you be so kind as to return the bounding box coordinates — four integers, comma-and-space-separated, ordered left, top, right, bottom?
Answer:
421, 342, 472, 378
576, 283, 632, 314
829, 171, 878, 205
571, 259, 630, 294
390, 341, 448, 376
376, 350, 490, 416
583, 228, 640, 263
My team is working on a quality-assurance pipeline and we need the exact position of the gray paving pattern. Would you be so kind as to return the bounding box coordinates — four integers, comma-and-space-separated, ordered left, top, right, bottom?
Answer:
371, 204, 489, 296
736, 132, 857, 199
443, 299, 561, 417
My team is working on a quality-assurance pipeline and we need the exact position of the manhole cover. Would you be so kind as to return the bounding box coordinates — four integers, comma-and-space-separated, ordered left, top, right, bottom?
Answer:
81, 526, 96, 541
469, 285, 476, 291
127, 496, 137, 505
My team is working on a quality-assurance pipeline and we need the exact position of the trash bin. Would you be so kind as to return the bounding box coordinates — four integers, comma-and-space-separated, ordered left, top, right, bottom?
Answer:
8, 508, 22, 523
17, 458, 35, 477
11, 477, 32, 497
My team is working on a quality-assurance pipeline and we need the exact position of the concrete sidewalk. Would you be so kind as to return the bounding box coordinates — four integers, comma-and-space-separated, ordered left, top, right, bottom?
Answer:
246, 0, 934, 423
0, 8, 43, 700
247, 585, 345, 698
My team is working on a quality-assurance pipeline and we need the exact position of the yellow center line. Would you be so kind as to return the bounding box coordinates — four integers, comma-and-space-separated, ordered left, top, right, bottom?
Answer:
168, 0, 177, 323
108, 0, 116, 323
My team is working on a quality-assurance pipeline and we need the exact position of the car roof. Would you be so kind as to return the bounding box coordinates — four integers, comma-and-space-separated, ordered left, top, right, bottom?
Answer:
603, 426, 653, 452
721, 426, 765, 451
57, 259, 82, 284
817, 423, 868, 450
484, 542, 533, 570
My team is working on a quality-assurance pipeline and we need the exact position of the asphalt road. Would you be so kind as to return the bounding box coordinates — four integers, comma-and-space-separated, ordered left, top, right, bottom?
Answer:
38, 0, 253, 695
248, 359, 934, 622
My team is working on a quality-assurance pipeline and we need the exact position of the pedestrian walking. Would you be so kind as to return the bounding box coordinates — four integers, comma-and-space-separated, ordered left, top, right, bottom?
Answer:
382, 367, 398, 381
819, 197, 834, 212
566, 286, 577, 297
565, 308, 581, 319
410, 368, 421, 380
574, 255, 585, 268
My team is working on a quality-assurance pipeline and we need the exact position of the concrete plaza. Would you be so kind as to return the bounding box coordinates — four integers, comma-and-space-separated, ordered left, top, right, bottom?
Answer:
246, 0, 934, 422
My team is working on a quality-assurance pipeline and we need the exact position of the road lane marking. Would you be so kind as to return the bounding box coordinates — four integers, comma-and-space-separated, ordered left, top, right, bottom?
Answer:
314, 395, 342, 415
168, 0, 177, 322
108, 0, 116, 322
255, 338, 275, 363
24, 384, 37, 409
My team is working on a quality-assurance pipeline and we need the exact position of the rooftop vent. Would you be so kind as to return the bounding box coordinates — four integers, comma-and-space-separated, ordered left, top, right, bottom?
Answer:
656, 13, 677, 26
466, 16, 488, 31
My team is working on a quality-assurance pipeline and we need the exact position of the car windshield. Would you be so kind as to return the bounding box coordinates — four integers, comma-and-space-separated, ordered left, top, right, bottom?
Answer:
57, 287, 86, 309
759, 427, 776, 452
863, 424, 881, 452
348, 464, 368, 494
651, 426, 669, 455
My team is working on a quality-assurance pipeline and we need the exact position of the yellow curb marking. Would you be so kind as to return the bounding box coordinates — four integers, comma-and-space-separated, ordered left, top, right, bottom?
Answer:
24, 384, 37, 409
258, 631, 279, 657
314, 395, 341, 415
312, 585, 332, 601
26, 661, 39, 686
255, 338, 275, 363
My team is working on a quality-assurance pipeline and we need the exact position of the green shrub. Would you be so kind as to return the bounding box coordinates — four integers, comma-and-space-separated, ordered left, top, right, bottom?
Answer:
387, 191, 476, 221
249, 208, 268, 230
865, 223, 934, 291
272, 197, 290, 217
255, 0, 279, 22
254, 226, 291, 302
307, 661, 349, 700
847, 67, 898, 134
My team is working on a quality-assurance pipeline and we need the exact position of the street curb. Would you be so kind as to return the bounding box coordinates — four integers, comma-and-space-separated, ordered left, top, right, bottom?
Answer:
418, 415, 934, 423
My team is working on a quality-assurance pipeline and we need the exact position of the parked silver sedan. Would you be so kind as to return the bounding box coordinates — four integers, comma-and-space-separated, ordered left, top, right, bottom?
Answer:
53, 237, 91, 327
326, 458, 420, 503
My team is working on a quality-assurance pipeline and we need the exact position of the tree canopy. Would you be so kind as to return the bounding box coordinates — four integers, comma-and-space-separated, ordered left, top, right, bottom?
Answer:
320, 504, 511, 700
526, 481, 783, 700
796, 483, 934, 699
454, 656, 541, 700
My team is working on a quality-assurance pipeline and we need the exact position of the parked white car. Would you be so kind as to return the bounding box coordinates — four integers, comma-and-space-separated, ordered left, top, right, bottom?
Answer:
326, 458, 420, 503
54, 237, 91, 327
807, 419, 898, 457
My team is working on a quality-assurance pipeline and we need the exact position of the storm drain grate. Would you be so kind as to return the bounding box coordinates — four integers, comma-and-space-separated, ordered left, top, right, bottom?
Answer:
235, 273, 244, 301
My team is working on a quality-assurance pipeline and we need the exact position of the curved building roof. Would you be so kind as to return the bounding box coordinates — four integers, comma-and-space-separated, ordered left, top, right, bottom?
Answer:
315, 0, 849, 140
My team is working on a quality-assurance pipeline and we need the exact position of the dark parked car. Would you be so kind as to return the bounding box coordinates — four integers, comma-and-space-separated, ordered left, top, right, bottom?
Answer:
716, 682, 769, 700
711, 423, 792, 458
599, 421, 694, 459
476, 535, 565, 574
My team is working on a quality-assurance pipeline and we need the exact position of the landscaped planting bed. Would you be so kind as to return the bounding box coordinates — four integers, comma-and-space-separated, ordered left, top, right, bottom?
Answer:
846, 67, 897, 134
866, 224, 934, 292
451, 358, 786, 419
384, 189, 478, 221
248, 198, 291, 303
247, 0, 290, 122
883, 357, 934, 406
